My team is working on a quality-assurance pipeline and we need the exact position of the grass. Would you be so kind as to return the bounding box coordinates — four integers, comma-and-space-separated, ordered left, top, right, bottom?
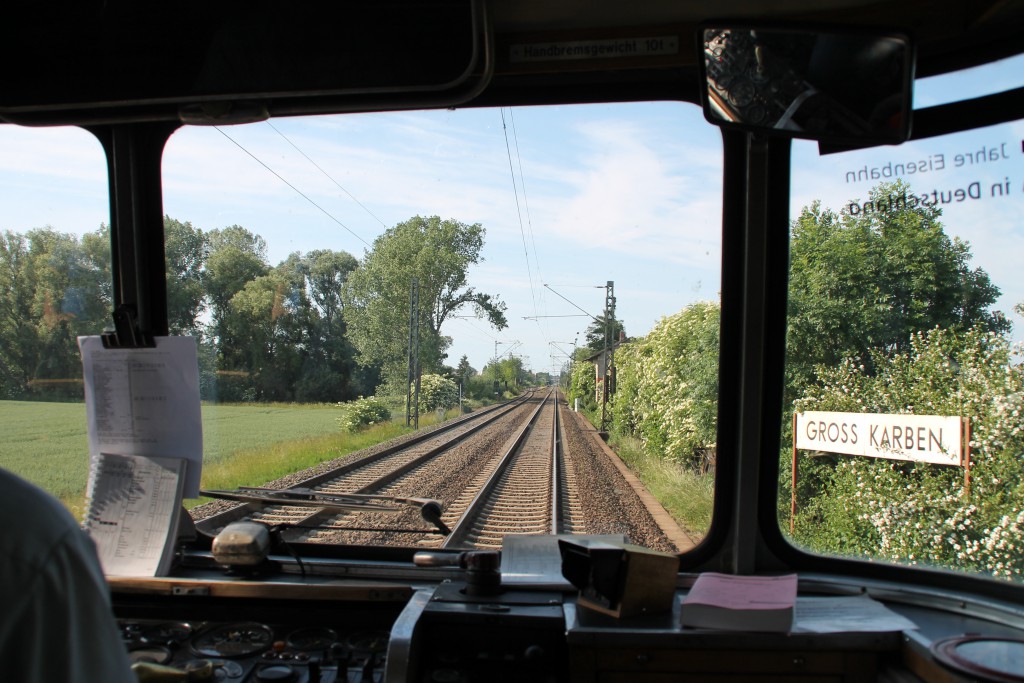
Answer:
1, 401, 93, 504
608, 433, 714, 541
189, 422, 411, 510
0, 399, 458, 518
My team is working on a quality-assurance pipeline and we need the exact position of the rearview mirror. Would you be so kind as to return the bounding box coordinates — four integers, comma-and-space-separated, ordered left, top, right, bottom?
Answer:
699, 27, 914, 144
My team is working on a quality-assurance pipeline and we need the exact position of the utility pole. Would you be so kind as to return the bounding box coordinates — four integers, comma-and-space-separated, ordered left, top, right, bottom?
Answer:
406, 278, 420, 428
600, 280, 615, 432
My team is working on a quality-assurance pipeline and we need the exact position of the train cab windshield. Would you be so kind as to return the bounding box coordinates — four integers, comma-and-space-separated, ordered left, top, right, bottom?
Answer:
3, 2, 1024, 682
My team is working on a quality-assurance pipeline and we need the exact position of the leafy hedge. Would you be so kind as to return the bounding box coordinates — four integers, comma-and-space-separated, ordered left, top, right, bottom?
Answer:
789, 325, 1024, 579
610, 301, 719, 465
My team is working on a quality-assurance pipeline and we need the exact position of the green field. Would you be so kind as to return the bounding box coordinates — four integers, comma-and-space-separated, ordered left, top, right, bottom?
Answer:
0, 400, 410, 516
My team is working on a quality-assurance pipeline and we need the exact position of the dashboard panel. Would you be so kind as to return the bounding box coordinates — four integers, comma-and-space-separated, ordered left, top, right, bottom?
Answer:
110, 567, 1024, 683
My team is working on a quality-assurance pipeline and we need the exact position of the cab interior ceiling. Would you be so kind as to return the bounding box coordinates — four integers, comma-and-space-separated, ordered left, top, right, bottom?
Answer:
2, 0, 1024, 127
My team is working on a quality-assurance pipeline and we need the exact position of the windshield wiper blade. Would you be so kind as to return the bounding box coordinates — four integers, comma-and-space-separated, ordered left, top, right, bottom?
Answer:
201, 487, 451, 535
201, 488, 402, 512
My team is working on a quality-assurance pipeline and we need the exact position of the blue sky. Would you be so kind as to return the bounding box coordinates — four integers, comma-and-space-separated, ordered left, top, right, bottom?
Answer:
1, 56, 1021, 378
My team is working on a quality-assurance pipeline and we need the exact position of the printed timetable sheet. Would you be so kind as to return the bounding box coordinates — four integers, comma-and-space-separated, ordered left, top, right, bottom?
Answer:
84, 453, 185, 576
79, 336, 203, 497
78, 336, 202, 575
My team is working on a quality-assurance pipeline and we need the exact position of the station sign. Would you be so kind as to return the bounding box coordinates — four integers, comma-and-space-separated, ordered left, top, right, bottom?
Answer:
790, 410, 969, 533
795, 410, 964, 466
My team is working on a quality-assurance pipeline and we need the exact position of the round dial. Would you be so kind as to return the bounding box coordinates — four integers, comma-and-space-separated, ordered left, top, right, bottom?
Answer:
727, 78, 756, 108
192, 623, 274, 658
286, 627, 338, 651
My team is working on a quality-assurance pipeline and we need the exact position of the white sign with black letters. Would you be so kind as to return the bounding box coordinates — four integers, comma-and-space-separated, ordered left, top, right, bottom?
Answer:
795, 411, 964, 466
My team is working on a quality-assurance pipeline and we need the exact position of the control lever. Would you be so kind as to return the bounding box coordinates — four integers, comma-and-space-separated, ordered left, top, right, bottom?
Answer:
413, 499, 451, 535
413, 550, 468, 568
414, 550, 502, 596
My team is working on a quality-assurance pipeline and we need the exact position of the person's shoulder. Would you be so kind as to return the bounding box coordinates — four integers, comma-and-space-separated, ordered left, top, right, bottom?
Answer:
0, 468, 83, 562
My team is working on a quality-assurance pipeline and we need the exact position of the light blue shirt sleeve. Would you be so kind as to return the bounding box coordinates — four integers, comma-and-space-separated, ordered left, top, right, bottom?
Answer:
0, 470, 136, 683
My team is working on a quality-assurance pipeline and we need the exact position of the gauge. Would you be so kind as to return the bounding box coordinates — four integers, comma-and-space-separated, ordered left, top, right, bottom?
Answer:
346, 631, 390, 653
192, 622, 274, 658
744, 104, 768, 125
128, 645, 172, 665
727, 78, 756, 108
142, 622, 193, 646
286, 627, 338, 651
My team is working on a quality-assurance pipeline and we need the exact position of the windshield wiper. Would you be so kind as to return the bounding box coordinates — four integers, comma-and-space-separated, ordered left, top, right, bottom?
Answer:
201, 487, 451, 535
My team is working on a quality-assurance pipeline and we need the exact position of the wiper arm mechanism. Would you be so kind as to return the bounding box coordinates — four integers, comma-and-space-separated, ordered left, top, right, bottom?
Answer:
201, 487, 451, 535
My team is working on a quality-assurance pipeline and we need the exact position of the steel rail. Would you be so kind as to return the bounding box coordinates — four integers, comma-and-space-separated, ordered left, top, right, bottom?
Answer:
441, 388, 556, 548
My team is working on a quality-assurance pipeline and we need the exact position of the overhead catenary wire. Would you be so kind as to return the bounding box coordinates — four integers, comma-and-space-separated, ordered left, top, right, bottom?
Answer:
266, 120, 389, 230
507, 109, 543, 283
214, 126, 372, 249
500, 108, 540, 320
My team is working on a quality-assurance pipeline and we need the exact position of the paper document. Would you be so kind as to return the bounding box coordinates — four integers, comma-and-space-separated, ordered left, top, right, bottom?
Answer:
79, 336, 203, 496
793, 595, 919, 633
501, 534, 626, 587
84, 453, 186, 576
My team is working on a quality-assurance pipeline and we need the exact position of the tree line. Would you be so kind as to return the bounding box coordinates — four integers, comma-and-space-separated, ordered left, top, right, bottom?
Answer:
0, 215, 509, 403
569, 180, 1012, 468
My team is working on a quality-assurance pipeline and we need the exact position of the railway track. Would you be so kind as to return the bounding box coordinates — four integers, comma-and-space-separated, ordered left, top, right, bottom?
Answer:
194, 388, 683, 553
195, 391, 536, 538
438, 391, 570, 548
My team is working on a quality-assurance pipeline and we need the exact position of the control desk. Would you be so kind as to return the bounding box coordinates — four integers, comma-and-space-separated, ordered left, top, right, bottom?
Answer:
110, 549, 1024, 683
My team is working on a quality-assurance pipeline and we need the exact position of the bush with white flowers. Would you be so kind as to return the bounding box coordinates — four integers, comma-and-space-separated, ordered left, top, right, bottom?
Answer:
789, 325, 1024, 579
611, 301, 719, 466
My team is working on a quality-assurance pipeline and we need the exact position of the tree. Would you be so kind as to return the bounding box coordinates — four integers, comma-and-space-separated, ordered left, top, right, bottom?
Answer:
0, 231, 39, 396
343, 216, 507, 388
289, 249, 362, 402
0, 227, 113, 397
298, 249, 362, 400
484, 355, 524, 390
786, 180, 1007, 403
567, 354, 597, 411
455, 355, 475, 388
163, 217, 207, 336
222, 271, 310, 401
204, 225, 269, 346
302, 249, 358, 328
583, 314, 625, 353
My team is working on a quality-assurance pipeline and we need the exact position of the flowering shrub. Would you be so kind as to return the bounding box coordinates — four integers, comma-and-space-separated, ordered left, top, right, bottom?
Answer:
611, 301, 719, 465
336, 396, 392, 432
418, 373, 459, 412
567, 358, 597, 412
790, 325, 1024, 579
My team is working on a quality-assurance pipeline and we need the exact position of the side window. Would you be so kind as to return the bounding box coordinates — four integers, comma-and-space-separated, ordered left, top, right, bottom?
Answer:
0, 126, 109, 514
782, 56, 1024, 580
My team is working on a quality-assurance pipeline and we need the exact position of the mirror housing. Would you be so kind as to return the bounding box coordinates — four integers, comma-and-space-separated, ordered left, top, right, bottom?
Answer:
699, 26, 914, 144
